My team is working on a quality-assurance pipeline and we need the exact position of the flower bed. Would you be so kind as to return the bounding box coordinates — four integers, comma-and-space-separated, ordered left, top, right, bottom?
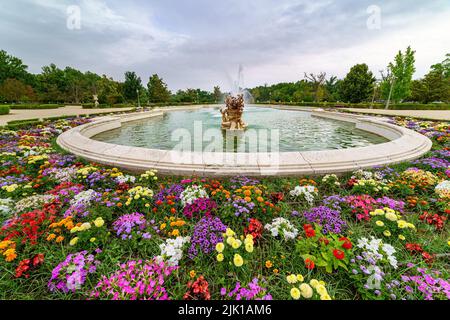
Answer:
0, 116, 448, 300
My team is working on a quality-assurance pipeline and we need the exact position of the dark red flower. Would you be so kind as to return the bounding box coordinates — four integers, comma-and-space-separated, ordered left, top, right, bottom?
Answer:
339, 237, 353, 250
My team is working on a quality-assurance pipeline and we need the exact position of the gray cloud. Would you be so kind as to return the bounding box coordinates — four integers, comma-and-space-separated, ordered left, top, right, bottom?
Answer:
0, 0, 449, 91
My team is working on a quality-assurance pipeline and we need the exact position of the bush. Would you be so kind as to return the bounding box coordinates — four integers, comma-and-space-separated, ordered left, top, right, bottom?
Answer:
6, 120, 43, 130
7, 118, 39, 125
0, 105, 10, 115
256, 102, 450, 110
9, 104, 61, 109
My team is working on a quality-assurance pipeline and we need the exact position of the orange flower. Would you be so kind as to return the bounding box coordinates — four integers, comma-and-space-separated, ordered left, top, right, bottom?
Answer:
243, 190, 252, 197
273, 268, 279, 274
244, 196, 251, 202
117, 202, 123, 207
257, 196, 264, 203
47, 233, 56, 241
265, 260, 273, 268
189, 270, 196, 278
4, 248, 17, 262
170, 207, 176, 214
55, 236, 64, 243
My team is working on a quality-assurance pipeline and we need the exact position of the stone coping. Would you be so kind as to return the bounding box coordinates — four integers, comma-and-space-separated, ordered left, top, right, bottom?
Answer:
56, 104, 432, 176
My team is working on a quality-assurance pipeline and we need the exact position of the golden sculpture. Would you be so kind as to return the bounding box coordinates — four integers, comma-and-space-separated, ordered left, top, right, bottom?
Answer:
221, 94, 247, 130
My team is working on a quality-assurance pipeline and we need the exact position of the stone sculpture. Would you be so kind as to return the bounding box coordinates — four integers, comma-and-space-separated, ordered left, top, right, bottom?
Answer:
220, 94, 247, 130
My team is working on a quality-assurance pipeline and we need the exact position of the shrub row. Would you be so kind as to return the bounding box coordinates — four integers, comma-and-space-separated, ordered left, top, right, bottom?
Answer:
7, 104, 62, 109
5, 120, 43, 130
0, 105, 10, 115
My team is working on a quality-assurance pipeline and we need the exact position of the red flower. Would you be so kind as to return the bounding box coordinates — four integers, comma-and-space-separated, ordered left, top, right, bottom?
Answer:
319, 237, 330, 245
339, 237, 352, 250
305, 258, 315, 270
333, 249, 345, 260
183, 276, 211, 300
303, 224, 315, 238
244, 218, 264, 242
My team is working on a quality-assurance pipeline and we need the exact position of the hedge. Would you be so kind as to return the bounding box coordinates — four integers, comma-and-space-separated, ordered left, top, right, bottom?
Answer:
0, 105, 10, 115
5, 120, 43, 130
8, 104, 61, 109
7, 118, 39, 125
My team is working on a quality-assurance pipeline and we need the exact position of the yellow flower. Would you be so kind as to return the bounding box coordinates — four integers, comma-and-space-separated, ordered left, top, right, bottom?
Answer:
398, 234, 406, 241
385, 212, 398, 222
316, 284, 328, 296
70, 226, 79, 233
80, 222, 91, 231
299, 283, 313, 299
94, 217, 104, 228
216, 242, 225, 253
226, 236, 235, 246
447, 240, 450, 246
290, 287, 301, 300
287, 274, 298, 284
225, 228, 235, 237
375, 220, 385, 227
383, 230, 392, 237
372, 209, 384, 216
309, 279, 319, 289
231, 239, 242, 249
397, 220, 407, 229
216, 253, 224, 262
245, 242, 254, 253
244, 234, 254, 245
69, 237, 79, 246
90, 237, 96, 243
233, 254, 244, 267
296, 274, 304, 282
189, 270, 196, 278
320, 293, 332, 300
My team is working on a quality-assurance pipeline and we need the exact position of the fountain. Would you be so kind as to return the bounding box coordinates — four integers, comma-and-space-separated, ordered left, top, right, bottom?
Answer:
220, 94, 247, 131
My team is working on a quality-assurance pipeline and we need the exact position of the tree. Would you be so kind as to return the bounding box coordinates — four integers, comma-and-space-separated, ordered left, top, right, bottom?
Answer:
411, 58, 450, 103
339, 64, 375, 103
304, 72, 326, 102
0, 50, 33, 85
123, 71, 143, 101
324, 76, 341, 102
0, 78, 35, 102
213, 86, 222, 103
381, 46, 416, 104
36, 64, 66, 103
147, 74, 171, 103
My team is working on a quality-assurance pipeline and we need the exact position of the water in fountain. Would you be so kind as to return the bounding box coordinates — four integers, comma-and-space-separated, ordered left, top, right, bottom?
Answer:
229, 64, 254, 104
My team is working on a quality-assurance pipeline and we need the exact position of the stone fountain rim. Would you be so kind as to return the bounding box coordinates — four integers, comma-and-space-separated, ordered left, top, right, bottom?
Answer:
56, 104, 432, 176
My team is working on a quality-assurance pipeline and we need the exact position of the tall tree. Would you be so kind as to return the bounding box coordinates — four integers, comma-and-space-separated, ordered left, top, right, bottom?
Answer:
213, 86, 222, 103
339, 64, 375, 103
0, 78, 35, 102
123, 71, 143, 101
0, 50, 32, 85
324, 76, 341, 102
304, 72, 326, 102
147, 74, 171, 103
381, 46, 416, 104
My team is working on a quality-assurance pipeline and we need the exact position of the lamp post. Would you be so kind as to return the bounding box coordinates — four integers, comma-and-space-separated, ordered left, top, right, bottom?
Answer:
136, 89, 141, 108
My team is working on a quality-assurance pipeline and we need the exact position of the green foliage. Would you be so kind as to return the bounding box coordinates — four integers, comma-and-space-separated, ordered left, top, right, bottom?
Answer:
0, 50, 33, 85
381, 46, 416, 103
9, 104, 60, 109
5, 119, 43, 130
339, 64, 375, 103
147, 74, 171, 103
123, 71, 143, 101
0, 105, 10, 115
0, 78, 36, 102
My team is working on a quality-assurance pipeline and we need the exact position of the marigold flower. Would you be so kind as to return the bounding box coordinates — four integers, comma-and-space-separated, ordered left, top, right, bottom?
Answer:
233, 254, 243, 267
189, 270, 196, 278
383, 230, 392, 237
299, 283, 313, 298
265, 260, 273, 268
94, 217, 104, 228
4, 248, 17, 262
55, 236, 64, 243
47, 233, 56, 241
287, 274, 297, 284
69, 237, 79, 246
215, 242, 225, 253
216, 253, 224, 262
290, 287, 301, 300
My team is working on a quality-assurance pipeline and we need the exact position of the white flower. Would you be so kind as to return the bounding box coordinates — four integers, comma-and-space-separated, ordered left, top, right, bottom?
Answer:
180, 185, 208, 207
289, 185, 318, 206
264, 218, 298, 241
156, 236, 191, 266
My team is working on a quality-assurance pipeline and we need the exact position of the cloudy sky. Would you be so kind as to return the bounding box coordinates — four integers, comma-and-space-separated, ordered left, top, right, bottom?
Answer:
1, 0, 449, 91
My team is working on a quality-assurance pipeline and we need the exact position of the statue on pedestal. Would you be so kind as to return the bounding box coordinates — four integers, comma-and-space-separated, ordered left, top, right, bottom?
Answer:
93, 94, 99, 108
221, 94, 247, 130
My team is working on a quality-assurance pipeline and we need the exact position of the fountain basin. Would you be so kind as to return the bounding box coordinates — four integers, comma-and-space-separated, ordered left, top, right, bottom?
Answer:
56, 104, 432, 176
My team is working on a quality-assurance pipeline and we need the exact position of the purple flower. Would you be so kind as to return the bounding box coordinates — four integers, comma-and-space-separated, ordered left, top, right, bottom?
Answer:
303, 206, 347, 234
188, 216, 227, 259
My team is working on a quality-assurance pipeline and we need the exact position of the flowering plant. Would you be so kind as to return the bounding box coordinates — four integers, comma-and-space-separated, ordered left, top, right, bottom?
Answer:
158, 216, 188, 238
112, 212, 152, 241
321, 174, 341, 191
138, 169, 158, 187
264, 217, 299, 241
370, 208, 415, 240
188, 216, 226, 259
156, 236, 191, 266
303, 206, 347, 234
183, 197, 217, 219
220, 278, 272, 300
400, 264, 450, 300
289, 185, 318, 206
180, 185, 208, 207
435, 180, 450, 199
352, 179, 390, 196
90, 259, 177, 300
349, 237, 399, 299
215, 228, 254, 270
287, 274, 332, 300
68, 216, 109, 248
296, 224, 353, 273
15, 253, 44, 278
48, 250, 100, 293
244, 218, 264, 242
183, 276, 211, 300
124, 186, 154, 208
